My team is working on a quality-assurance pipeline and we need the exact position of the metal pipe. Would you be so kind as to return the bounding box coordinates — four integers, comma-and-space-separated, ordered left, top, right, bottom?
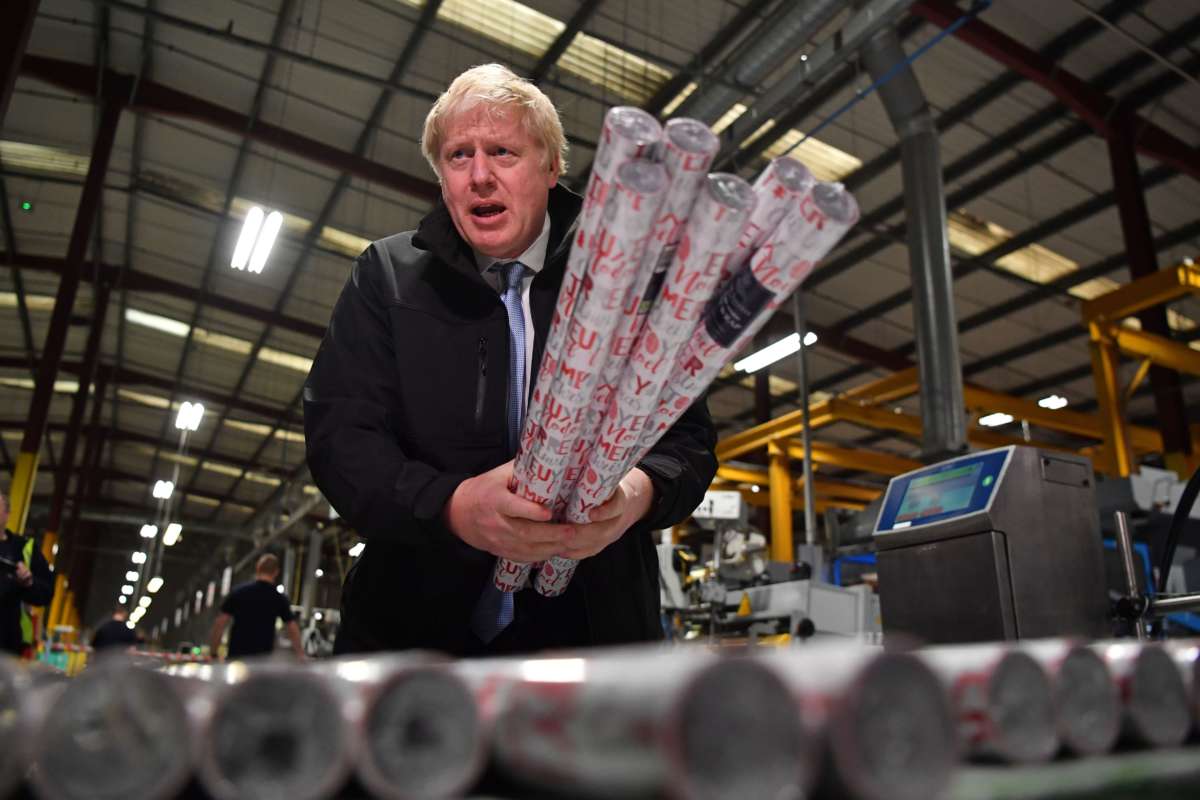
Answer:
1092, 640, 1192, 748
679, 0, 845, 124
458, 647, 816, 799
1019, 639, 1121, 756
861, 29, 966, 457
28, 658, 193, 800
1148, 593, 1200, 615
792, 293, 818, 546
916, 643, 1059, 763
1163, 640, 1198, 732
763, 643, 957, 800
1113, 510, 1148, 639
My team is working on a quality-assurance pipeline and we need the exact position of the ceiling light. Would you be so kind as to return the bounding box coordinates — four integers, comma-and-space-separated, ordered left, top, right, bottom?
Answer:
276, 584, 286, 594
125, 620, 135, 629
248, 211, 284, 274
348, 541, 365, 558
733, 332, 814, 373
314, 568, 324, 578
140, 524, 158, 539
118, 595, 127, 604
314, 611, 323, 621
147, 576, 164, 593
163, 523, 182, 547
750, 485, 761, 493
121, 584, 134, 595
231, 206, 264, 270
131, 551, 147, 564
125, 570, 139, 582
978, 412, 1014, 428
126, 307, 190, 337
138, 596, 152, 608
153, 480, 174, 499
1037, 394, 1069, 410
176, 401, 205, 431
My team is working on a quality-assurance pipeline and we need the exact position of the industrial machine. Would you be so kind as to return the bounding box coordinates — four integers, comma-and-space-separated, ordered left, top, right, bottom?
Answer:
873, 446, 1109, 644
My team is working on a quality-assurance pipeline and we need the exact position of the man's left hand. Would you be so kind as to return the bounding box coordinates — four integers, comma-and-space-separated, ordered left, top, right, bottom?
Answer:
15, 562, 32, 588
557, 468, 655, 559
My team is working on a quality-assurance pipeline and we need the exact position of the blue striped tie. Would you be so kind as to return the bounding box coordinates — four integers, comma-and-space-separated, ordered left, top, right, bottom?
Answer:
471, 261, 526, 642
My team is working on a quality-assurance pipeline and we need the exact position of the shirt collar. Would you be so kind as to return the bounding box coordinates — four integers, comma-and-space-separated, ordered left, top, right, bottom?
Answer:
473, 212, 551, 278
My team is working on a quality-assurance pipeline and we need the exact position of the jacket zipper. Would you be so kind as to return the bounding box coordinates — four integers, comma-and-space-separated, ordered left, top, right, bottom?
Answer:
474, 337, 487, 428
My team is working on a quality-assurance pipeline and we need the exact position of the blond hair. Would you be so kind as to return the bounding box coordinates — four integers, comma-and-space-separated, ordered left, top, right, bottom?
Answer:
421, 63, 568, 180
256, 553, 281, 577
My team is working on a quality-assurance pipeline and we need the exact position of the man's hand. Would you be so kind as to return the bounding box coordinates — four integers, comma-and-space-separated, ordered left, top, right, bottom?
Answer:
558, 468, 655, 560
14, 562, 32, 588
443, 461, 575, 562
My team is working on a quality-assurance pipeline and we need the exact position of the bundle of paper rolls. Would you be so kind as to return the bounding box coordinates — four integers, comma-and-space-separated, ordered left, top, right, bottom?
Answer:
496, 106, 861, 596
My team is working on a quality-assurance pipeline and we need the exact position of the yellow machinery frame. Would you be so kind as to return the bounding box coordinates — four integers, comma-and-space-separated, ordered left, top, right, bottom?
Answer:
1083, 263, 1200, 477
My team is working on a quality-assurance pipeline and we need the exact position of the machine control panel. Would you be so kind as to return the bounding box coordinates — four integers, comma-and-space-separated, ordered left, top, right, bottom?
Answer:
875, 447, 1011, 534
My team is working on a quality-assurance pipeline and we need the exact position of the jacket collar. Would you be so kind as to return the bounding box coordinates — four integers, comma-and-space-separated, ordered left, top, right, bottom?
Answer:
413, 184, 583, 283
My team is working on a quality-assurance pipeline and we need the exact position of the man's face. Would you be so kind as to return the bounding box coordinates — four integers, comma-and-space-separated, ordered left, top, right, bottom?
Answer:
438, 106, 558, 259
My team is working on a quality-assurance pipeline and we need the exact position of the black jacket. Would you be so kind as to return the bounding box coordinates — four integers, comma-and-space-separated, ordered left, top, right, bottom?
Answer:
0, 531, 52, 655
304, 185, 717, 656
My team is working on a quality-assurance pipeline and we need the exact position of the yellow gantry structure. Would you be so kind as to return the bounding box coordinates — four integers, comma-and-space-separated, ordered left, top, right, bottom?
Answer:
715, 324, 1187, 560
1083, 263, 1200, 477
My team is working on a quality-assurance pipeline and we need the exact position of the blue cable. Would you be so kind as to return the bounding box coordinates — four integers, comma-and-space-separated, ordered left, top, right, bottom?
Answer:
784, 0, 994, 159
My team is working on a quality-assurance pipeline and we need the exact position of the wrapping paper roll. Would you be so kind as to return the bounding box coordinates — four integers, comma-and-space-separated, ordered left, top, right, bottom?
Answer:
1092, 640, 1192, 747
501, 160, 668, 591
458, 646, 814, 800
29, 658, 193, 800
761, 643, 957, 800
917, 643, 1059, 763
1164, 639, 1199, 734
1019, 638, 1121, 756
323, 653, 485, 800
722, 156, 814, 286
537, 173, 757, 596
187, 659, 359, 800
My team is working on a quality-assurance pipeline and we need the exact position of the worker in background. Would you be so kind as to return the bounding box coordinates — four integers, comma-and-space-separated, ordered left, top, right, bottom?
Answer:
0, 489, 52, 657
91, 606, 140, 652
208, 554, 304, 660
304, 63, 717, 656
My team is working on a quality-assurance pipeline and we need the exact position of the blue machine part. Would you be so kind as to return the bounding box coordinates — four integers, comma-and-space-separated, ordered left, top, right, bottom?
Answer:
876, 448, 1011, 534
1102, 538, 1200, 633
830, 553, 876, 586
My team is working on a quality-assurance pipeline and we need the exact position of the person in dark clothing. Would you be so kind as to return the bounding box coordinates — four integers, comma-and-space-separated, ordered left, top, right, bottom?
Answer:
208, 554, 304, 660
0, 489, 53, 656
91, 607, 139, 652
304, 64, 717, 657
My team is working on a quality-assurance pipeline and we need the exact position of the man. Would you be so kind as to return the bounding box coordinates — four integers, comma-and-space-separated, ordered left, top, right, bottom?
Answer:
208, 554, 304, 660
92, 606, 139, 652
0, 490, 52, 656
305, 63, 717, 656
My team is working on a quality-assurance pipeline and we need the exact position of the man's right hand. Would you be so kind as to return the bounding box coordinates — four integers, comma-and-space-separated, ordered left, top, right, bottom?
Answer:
442, 461, 574, 562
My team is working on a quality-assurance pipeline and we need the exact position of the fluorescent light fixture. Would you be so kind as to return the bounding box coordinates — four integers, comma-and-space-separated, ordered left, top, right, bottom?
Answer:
125, 620, 135, 629
140, 524, 158, 539
231, 206, 264, 270
147, 576, 164, 593
163, 523, 182, 546
1038, 394, 1069, 410
131, 551, 147, 564
978, 412, 1014, 428
125, 570, 139, 582
248, 211, 284, 274
121, 584, 134, 595
176, 401, 205, 431
348, 541, 365, 558
138, 596, 152, 609
153, 480, 174, 499
733, 331, 815, 373
125, 307, 190, 337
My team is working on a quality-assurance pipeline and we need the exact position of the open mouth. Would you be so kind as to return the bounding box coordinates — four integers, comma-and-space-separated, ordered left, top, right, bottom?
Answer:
472, 204, 506, 218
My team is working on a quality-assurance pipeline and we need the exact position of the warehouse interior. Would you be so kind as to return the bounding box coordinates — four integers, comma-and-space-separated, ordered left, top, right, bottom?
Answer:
1, 0, 1199, 797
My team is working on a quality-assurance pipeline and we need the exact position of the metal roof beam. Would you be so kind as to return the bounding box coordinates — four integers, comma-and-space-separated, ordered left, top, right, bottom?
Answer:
913, 0, 1200, 183
21, 55, 441, 202
0, 0, 38, 125
532, 0, 602, 81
